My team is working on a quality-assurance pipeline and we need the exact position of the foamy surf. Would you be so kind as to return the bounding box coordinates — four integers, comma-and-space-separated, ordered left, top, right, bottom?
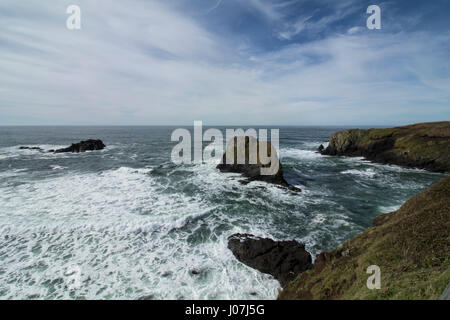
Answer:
280, 148, 322, 160
341, 168, 377, 178
0, 126, 444, 299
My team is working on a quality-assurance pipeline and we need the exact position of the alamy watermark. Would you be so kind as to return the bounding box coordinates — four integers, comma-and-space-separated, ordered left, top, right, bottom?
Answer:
66, 5, 81, 30
367, 5, 381, 30
170, 121, 280, 176
65, 4, 381, 31
366, 265, 381, 289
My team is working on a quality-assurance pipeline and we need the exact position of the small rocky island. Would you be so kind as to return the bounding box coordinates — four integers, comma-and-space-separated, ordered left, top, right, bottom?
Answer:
53, 139, 106, 153
320, 121, 450, 172
217, 136, 300, 191
20, 139, 106, 153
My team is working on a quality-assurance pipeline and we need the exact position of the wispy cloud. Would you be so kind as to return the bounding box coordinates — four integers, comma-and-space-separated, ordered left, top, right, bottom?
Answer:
247, 0, 283, 21
0, 0, 449, 125
204, 0, 224, 15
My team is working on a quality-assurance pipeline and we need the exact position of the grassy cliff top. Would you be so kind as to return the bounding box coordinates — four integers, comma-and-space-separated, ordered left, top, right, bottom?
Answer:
322, 121, 450, 172
279, 174, 450, 300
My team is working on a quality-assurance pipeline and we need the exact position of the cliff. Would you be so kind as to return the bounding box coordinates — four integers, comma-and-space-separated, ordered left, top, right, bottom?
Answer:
278, 175, 450, 300
321, 122, 450, 172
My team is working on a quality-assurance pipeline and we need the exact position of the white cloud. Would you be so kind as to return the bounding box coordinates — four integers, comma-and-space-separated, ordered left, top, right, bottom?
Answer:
278, 15, 312, 40
347, 26, 363, 34
0, 1, 449, 125
247, 0, 283, 21
276, 0, 363, 40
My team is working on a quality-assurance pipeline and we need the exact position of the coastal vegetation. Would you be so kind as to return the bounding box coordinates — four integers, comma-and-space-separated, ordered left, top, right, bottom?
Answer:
321, 122, 450, 172
279, 174, 450, 299
224, 122, 450, 300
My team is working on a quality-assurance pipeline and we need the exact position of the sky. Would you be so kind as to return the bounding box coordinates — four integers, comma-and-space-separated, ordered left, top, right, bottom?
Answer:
0, 0, 449, 126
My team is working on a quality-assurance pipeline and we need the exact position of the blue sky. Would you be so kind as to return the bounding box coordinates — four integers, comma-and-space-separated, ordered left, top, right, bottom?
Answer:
0, 0, 449, 125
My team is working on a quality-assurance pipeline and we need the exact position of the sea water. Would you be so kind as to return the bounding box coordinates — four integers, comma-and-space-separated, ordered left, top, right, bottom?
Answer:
0, 126, 444, 299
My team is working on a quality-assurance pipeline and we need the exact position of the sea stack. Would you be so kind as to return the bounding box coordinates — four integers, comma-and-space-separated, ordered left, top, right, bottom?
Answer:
216, 136, 300, 191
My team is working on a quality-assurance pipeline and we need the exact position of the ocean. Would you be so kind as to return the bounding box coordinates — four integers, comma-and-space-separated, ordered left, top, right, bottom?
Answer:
0, 126, 444, 299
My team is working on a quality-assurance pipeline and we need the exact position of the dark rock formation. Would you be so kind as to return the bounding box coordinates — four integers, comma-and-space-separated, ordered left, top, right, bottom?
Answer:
320, 122, 450, 172
54, 139, 106, 153
190, 269, 201, 275
18, 140, 106, 153
317, 144, 325, 153
217, 136, 300, 192
227, 233, 313, 287
19, 146, 44, 152
279, 174, 450, 300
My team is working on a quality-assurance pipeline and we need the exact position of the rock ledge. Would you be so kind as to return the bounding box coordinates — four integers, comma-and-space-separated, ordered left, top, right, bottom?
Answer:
227, 233, 313, 287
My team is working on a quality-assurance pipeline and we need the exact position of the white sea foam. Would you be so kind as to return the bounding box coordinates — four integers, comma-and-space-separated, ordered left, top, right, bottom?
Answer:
0, 166, 284, 299
377, 204, 402, 214
0, 136, 442, 299
341, 168, 377, 178
301, 141, 329, 149
0, 145, 72, 161
50, 165, 67, 170
0, 167, 209, 232
312, 213, 326, 225
280, 148, 322, 160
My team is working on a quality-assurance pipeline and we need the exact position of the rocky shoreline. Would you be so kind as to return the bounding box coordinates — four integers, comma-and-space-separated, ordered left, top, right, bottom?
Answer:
227, 234, 312, 287
227, 175, 449, 300
279, 174, 449, 299
225, 122, 449, 300
320, 122, 450, 172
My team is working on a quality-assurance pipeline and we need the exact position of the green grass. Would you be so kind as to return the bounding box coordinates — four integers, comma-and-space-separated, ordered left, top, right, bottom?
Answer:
279, 175, 450, 300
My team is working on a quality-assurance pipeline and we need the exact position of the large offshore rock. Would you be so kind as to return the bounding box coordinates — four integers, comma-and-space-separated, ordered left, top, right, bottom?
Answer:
217, 136, 300, 191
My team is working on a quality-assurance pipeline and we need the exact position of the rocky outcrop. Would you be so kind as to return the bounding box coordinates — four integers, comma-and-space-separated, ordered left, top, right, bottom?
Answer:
18, 140, 106, 153
227, 233, 313, 287
217, 136, 300, 192
317, 144, 325, 153
278, 174, 450, 300
320, 122, 450, 172
19, 146, 44, 151
54, 139, 106, 153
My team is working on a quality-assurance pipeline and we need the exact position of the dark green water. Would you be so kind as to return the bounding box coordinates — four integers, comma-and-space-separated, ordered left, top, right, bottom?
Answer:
0, 126, 444, 299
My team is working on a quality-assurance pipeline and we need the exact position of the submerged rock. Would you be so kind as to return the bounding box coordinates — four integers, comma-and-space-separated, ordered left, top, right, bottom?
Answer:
217, 136, 300, 191
54, 139, 106, 153
19, 146, 44, 151
227, 233, 313, 287
320, 121, 450, 172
